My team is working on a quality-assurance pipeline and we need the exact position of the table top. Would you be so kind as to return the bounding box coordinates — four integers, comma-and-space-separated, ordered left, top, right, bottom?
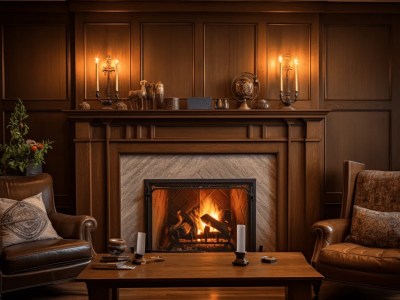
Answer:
77, 252, 323, 286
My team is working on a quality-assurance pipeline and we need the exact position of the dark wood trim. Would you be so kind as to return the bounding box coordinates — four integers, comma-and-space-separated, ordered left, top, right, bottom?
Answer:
66, 1, 400, 14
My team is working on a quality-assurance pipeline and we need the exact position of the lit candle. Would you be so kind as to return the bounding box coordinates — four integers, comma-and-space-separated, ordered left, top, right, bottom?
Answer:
95, 57, 99, 92
294, 58, 299, 92
236, 224, 246, 253
115, 59, 119, 92
136, 232, 146, 255
278, 56, 283, 91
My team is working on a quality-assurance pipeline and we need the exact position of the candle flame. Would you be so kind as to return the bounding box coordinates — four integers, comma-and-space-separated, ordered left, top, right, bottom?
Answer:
294, 58, 299, 65
278, 56, 282, 63
115, 59, 119, 65
95, 57, 99, 63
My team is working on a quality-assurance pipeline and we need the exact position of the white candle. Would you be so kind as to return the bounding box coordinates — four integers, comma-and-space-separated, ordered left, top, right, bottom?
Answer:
136, 232, 146, 255
115, 59, 119, 92
294, 58, 298, 92
236, 224, 246, 253
278, 56, 283, 91
95, 57, 99, 92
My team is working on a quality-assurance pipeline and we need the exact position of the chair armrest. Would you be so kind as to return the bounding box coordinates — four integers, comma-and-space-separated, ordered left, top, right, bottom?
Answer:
310, 218, 351, 267
49, 213, 97, 242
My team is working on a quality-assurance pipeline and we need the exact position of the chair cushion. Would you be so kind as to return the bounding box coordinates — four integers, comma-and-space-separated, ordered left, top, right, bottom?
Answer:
0, 193, 61, 247
318, 242, 400, 274
346, 205, 400, 248
0, 238, 92, 275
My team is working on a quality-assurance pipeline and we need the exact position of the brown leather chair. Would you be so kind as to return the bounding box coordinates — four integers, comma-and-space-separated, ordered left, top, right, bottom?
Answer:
311, 160, 400, 295
0, 173, 97, 296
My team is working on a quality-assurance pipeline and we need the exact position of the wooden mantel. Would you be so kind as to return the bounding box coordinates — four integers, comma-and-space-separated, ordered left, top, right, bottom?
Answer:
67, 109, 329, 119
68, 109, 329, 258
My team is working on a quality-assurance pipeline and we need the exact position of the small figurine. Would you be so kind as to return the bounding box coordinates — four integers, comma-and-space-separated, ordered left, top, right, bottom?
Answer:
128, 80, 147, 110
155, 81, 164, 109
116, 101, 128, 110
79, 101, 91, 110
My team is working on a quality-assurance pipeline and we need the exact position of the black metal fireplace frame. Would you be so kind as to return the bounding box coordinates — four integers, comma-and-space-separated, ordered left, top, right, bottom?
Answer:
144, 178, 256, 252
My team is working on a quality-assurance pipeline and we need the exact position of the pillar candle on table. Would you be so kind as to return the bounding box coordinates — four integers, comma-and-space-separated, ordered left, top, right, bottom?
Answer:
136, 232, 146, 255
236, 224, 246, 253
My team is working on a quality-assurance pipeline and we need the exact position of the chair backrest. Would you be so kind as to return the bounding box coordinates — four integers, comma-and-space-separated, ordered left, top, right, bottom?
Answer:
354, 170, 400, 212
341, 160, 365, 219
341, 160, 400, 219
0, 173, 56, 215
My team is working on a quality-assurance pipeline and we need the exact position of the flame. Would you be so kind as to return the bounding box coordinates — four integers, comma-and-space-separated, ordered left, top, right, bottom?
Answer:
196, 196, 222, 235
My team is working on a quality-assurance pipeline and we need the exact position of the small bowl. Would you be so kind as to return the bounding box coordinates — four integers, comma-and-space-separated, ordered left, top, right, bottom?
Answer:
257, 99, 269, 109
108, 238, 127, 255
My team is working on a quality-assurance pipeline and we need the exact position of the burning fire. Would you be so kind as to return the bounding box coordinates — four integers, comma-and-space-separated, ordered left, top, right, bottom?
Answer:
197, 197, 222, 234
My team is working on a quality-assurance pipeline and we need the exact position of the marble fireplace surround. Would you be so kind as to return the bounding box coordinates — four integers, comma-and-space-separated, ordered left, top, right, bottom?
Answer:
69, 109, 328, 257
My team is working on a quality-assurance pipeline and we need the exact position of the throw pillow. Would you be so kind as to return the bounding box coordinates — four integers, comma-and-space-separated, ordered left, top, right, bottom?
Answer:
346, 205, 400, 248
0, 193, 61, 248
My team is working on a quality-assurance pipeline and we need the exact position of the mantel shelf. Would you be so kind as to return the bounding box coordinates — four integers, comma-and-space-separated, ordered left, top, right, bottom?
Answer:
66, 109, 330, 120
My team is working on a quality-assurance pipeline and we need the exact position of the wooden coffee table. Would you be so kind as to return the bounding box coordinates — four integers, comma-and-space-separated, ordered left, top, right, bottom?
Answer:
77, 252, 323, 300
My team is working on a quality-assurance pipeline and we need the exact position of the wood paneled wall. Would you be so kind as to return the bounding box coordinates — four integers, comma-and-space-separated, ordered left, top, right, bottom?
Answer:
321, 14, 400, 216
0, 11, 74, 213
75, 12, 318, 109
1, 1, 400, 229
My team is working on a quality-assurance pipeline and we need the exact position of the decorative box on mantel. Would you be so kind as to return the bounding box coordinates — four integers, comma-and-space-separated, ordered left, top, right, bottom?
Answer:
67, 109, 329, 259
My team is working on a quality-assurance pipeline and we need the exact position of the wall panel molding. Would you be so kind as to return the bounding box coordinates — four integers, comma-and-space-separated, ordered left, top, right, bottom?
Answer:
324, 24, 391, 101
141, 23, 194, 98
324, 110, 391, 203
3, 23, 68, 100
204, 23, 257, 98
84, 23, 131, 100
266, 23, 311, 102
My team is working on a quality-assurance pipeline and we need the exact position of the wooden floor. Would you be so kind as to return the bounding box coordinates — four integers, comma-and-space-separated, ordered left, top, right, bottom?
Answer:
2, 280, 400, 300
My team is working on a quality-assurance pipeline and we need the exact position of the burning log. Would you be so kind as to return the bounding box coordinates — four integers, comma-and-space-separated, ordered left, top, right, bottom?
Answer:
169, 208, 198, 243
204, 225, 210, 243
200, 214, 231, 238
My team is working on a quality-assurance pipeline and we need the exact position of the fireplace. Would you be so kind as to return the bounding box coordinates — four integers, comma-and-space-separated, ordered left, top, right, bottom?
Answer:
144, 179, 256, 252
69, 109, 328, 257
120, 154, 275, 253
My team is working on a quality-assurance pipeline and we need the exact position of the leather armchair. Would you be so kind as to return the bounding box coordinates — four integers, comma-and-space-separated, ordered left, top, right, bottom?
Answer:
0, 173, 97, 297
311, 161, 400, 295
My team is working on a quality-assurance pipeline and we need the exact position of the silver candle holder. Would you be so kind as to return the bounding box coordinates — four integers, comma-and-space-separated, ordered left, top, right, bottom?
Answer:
232, 251, 249, 266
278, 54, 299, 109
95, 55, 119, 109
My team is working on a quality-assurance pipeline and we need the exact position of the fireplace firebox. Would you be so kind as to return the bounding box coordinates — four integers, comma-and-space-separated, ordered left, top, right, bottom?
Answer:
144, 179, 256, 252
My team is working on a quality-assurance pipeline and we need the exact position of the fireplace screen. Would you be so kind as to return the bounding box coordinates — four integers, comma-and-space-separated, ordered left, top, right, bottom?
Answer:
144, 179, 256, 252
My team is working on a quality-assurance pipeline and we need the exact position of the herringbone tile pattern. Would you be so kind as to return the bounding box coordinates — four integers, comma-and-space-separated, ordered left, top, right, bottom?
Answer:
120, 154, 276, 251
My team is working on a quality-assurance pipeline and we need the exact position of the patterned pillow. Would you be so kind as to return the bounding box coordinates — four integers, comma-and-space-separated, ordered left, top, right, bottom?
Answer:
347, 205, 400, 248
0, 193, 61, 248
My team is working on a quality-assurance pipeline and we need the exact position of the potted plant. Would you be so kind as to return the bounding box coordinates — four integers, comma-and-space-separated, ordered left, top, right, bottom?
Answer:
0, 99, 53, 176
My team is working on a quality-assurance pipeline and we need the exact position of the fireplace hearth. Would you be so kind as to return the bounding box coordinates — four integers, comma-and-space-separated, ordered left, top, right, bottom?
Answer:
144, 179, 256, 252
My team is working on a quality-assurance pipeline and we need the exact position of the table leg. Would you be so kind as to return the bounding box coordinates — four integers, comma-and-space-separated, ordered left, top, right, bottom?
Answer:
112, 287, 119, 300
86, 283, 113, 300
287, 282, 312, 300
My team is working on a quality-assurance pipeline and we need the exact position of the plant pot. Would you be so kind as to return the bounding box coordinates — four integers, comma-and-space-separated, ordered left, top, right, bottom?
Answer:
25, 162, 43, 176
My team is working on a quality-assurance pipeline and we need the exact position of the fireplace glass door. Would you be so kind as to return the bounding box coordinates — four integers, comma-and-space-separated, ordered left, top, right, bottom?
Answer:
144, 179, 256, 252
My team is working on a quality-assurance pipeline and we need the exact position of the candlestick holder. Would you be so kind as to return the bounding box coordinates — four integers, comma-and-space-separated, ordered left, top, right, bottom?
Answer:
132, 253, 145, 265
232, 251, 249, 266
95, 55, 120, 109
279, 53, 298, 109
280, 90, 298, 109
